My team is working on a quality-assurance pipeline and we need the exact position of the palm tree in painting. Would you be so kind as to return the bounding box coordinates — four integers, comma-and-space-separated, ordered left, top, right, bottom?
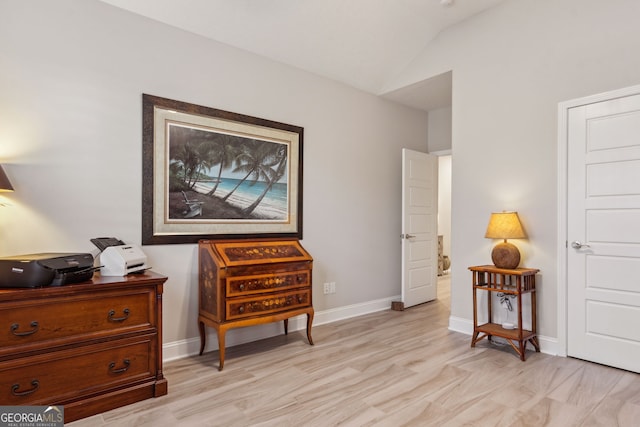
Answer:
192, 140, 219, 188
242, 143, 288, 215
169, 125, 221, 190
221, 140, 276, 202
170, 141, 202, 189
205, 135, 238, 197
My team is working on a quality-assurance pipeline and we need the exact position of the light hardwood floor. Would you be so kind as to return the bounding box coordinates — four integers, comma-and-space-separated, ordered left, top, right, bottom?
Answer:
70, 277, 640, 426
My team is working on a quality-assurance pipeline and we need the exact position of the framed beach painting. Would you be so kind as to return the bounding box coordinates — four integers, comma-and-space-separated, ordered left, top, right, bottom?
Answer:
142, 94, 303, 245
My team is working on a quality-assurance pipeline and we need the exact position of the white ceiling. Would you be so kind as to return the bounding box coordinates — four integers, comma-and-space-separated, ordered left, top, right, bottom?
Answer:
100, 0, 506, 111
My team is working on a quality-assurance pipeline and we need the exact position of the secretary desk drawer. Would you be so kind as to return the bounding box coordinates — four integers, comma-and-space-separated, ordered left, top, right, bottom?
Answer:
0, 288, 155, 355
0, 335, 155, 405
227, 270, 310, 297
226, 289, 311, 320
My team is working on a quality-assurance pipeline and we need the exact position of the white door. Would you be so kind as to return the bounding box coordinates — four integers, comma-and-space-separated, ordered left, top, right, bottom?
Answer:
401, 149, 438, 308
567, 91, 640, 373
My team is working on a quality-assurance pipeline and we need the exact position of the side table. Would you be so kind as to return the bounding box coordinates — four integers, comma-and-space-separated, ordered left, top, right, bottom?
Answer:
469, 265, 540, 360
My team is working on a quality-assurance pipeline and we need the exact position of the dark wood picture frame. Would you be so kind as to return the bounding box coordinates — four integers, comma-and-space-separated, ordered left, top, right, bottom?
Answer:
142, 94, 303, 245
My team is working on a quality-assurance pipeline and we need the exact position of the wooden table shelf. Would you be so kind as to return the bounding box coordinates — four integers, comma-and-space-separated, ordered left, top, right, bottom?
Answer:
469, 265, 540, 361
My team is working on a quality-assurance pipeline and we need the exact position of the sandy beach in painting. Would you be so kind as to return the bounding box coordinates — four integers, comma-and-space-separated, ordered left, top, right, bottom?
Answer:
166, 177, 288, 221
192, 182, 287, 220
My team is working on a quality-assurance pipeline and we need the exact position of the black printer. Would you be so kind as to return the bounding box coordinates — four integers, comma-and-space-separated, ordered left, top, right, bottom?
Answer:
0, 253, 95, 288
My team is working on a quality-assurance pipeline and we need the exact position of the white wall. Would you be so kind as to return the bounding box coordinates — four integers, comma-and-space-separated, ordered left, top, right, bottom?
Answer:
0, 0, 428, 359
427, 107, 452, 154
385, 0, 640, 350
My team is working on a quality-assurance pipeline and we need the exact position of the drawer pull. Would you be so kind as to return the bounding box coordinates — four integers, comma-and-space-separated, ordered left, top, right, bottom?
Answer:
108, 359, 131, 374
10, 321, 39, 337
11, 380, 40, 396
239, 284, 245, 291
238, 306, 245, 314
108, 308, 130, 322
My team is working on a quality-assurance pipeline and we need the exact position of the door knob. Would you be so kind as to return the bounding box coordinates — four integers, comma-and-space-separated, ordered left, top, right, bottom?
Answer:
401, 234, 415, 239
571, 241, 591, 249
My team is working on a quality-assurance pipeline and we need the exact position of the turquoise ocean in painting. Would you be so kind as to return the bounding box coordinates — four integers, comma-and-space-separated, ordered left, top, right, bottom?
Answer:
195, 178, 288, 220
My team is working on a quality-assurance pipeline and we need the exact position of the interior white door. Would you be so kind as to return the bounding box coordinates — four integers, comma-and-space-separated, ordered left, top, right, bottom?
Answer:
567, 91, 640, 373
401, 149, 438, 308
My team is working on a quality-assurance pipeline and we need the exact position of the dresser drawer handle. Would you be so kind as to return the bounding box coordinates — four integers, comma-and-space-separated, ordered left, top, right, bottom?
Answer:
108, 308, 130, 322
11, 379, 39, 396
238, 306, 245, 314
239, 284, 245, 291
10, 321, 39, 337
108, 359, 131, 374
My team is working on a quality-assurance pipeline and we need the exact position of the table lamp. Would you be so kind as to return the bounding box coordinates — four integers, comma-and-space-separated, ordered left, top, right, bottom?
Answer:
0, 165, 13, 192
485, 211, 526, 269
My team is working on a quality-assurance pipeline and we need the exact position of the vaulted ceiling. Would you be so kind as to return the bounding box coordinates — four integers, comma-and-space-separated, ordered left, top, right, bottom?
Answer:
100, 0, 507, 111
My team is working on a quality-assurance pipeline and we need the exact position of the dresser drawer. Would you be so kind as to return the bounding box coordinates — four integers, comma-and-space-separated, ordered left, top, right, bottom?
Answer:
226, 289, 311, 320
0, 287, 156, 356
0, 334, 156, 406
227, 270, 310, 297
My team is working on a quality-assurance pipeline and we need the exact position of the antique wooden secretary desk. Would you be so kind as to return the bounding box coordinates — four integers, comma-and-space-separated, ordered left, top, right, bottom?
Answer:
198, 239, 314, 370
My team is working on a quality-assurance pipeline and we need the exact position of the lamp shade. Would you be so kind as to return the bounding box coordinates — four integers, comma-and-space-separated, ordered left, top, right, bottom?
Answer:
0, 165, 13, 192
485, 211, 526, 269
485, 212, 526, 240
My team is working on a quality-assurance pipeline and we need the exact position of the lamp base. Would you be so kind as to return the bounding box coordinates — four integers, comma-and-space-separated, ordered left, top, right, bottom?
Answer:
491, 241, 521, 269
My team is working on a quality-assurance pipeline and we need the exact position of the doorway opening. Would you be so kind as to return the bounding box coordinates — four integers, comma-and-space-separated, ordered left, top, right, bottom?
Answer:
436, 153, 452, 303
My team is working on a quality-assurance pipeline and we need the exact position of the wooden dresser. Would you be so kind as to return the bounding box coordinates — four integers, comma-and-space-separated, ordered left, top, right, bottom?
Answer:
0, 272, 167, 423
198, 239, 314, 370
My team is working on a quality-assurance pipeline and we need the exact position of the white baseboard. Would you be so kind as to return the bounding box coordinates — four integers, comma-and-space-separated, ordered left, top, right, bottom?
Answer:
447, 315, 563, 358
448, 315, 473, 335
538, 335, 562, 356
163, 295, 400, 362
